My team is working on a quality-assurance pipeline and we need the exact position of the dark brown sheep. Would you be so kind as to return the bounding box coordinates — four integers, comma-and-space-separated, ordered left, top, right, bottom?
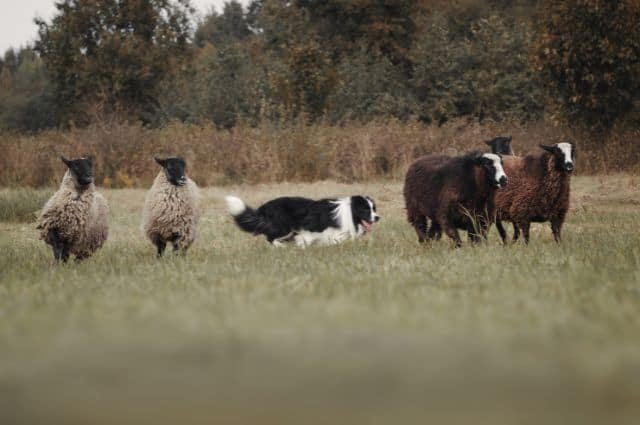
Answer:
494, 142, 575, 244
485, 135, 514, 155
404, 152, 507, 247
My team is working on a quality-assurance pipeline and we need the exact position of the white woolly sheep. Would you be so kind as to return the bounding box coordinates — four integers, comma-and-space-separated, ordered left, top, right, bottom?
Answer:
141, 156, 200, 257
37, 156, 109, 262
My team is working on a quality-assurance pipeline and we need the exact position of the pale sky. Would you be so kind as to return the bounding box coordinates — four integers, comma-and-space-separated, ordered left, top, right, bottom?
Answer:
0, 0, 249, 54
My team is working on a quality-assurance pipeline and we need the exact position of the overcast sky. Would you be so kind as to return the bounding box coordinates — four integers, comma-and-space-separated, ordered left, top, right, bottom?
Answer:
0, 0, 249, 53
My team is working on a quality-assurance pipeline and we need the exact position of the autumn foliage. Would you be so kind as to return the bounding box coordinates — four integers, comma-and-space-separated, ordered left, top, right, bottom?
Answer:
534, 0, 640, 130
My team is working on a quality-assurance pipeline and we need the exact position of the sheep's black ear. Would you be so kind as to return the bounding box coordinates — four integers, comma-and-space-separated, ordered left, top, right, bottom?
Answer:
87, 155, 95, 164
154, 157, 166, 167
539, 144, 555, 153
60, 156, 71, 167
473, 152, 484, 164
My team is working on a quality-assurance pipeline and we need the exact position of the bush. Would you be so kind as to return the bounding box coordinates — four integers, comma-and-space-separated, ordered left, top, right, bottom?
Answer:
0, 120, 636, 189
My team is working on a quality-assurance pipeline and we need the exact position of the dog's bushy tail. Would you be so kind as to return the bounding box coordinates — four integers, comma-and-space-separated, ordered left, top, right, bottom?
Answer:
225, 196, 268, 235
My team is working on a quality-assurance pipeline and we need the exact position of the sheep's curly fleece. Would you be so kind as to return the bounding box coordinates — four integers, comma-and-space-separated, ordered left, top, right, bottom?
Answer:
495, 153, 571, 229
37, 170, 109, 259
142, 171, 200, 250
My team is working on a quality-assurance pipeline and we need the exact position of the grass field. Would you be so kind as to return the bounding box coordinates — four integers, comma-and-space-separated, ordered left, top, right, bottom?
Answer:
1, 176, 639, 425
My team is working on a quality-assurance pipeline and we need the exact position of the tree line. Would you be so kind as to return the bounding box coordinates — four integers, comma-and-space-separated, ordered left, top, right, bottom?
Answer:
0, 0, 639, 134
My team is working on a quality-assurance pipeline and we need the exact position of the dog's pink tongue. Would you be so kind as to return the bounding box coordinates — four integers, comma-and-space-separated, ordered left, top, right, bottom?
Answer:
361, 220, 372, 232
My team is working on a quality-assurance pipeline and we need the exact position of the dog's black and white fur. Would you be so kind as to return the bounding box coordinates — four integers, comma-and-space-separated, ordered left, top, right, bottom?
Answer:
225, 195, 380, 247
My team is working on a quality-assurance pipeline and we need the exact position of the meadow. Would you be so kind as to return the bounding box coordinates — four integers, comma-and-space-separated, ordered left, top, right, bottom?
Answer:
1, 176, 639, 424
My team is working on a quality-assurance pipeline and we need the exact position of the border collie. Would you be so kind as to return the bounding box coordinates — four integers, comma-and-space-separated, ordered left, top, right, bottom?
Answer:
225, 195, 380, 247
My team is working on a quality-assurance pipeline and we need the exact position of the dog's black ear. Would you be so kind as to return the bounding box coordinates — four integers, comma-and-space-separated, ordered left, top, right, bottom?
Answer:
154, 157, 166, 167
60, 156, 71, 167
507, 135, 512, 141
484, 140, 493, 146
539, 144, 555, 153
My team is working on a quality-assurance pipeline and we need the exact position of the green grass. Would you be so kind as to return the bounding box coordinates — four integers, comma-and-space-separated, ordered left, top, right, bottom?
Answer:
0, 189, 52, 222
1, 176, 639, 425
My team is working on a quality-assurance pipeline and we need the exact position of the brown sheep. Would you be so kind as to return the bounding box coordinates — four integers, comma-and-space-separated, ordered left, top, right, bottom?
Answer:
494, 142, 575, 244
404, 152, 507, 247
485, 135, 514, 155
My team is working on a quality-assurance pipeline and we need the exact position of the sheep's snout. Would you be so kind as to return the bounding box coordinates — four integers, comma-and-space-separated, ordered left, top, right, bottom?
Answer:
564, 162, 574, 172
497, 176, 508, 188
78, 176, 93, 186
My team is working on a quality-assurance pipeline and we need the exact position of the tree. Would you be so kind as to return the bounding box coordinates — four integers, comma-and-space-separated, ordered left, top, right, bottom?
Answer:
35, 0, 194, 125
0, 48, 58, 132
195, 1, 251, 48
412, 13, 542, 124
294, 0, 422, 66
328, 44, 413, 123
534, 0, 640, 130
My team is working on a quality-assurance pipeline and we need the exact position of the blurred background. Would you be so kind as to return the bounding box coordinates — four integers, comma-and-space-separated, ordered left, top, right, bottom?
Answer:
0, 0, 639, 186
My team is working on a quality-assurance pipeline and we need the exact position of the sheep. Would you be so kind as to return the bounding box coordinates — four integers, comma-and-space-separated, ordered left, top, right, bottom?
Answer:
404, 151, 508, 247
494, 142, 575, 244
36, 156, 109, 262
485, 135, 514, 155
142, 156, 200, 257
486, 135, 518, 237
407, 136, 514, 241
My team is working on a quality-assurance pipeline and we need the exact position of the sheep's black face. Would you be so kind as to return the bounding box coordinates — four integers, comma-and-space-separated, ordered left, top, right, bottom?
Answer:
155, 157, 187, 186
351, 195, 380, 233
61, 156, 93, 188
476, 153, 508, 188
540, 142, 575, 173
485, 136, 513, 156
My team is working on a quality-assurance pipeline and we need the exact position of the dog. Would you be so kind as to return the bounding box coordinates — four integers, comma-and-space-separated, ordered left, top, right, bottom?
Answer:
225, 195, 380, 247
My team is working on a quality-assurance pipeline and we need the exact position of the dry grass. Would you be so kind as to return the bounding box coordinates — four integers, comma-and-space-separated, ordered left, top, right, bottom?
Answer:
1, 120, 638, 189
0, 189, 52, 222
1, 176, 639, 425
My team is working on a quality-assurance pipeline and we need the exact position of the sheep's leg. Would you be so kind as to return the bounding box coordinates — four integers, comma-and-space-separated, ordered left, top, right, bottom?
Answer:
47, 229, 63, 261
408, 211, 428, 243
478, 214, 491, 241
170, 233, 184, 255
467, 230, 481, 244
74, 253, 89, 262
445, 227, 462, 248
495, 220, 507, 244
48, 231, 70, 263
427, 220, 442, 241
551, 217, 563, 243
155, 240, 167, 257
60, 246, 70, 263
438, 217, 462, 248
512, 224, 520, 242
467, 222, 481, 244
520, 222, 531, 244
